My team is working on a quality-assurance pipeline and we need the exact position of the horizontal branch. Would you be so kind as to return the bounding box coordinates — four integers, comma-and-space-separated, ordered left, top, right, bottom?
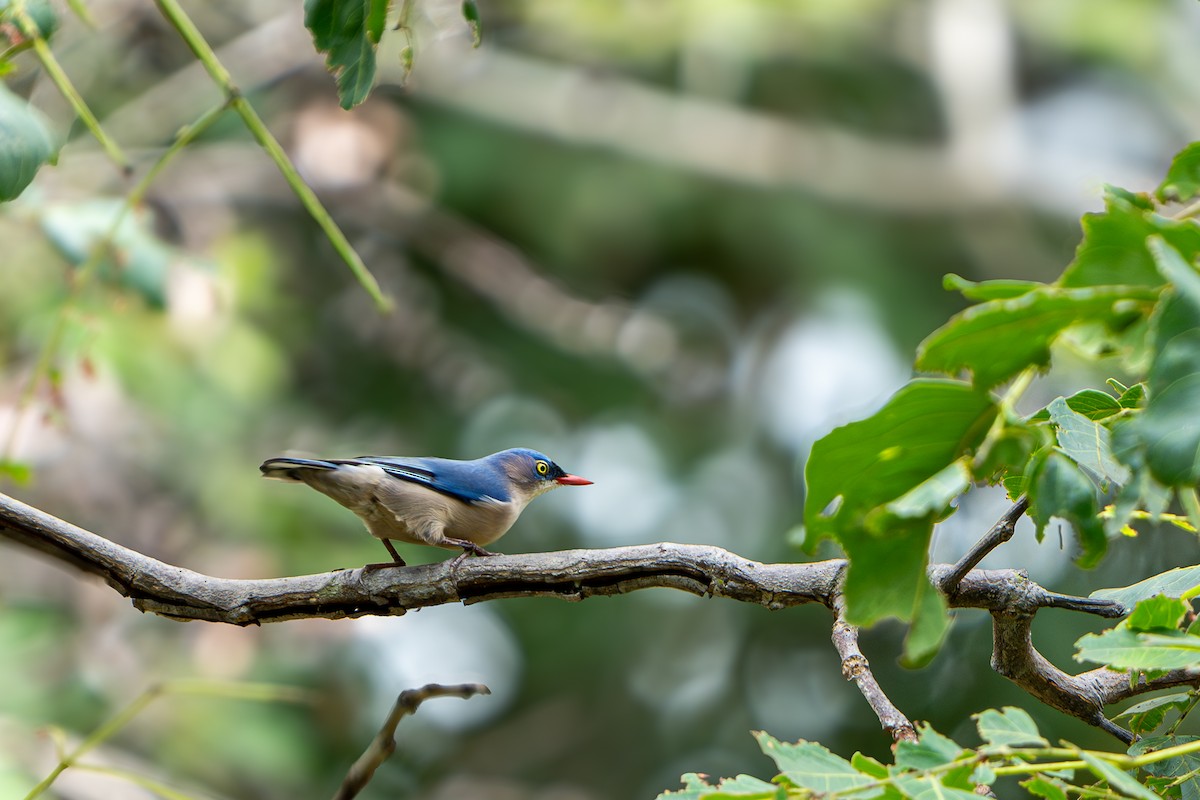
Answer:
0, 489, 1151, 741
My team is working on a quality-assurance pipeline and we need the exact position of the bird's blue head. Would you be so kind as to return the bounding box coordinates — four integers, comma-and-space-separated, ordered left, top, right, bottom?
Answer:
492, 448, 592, 497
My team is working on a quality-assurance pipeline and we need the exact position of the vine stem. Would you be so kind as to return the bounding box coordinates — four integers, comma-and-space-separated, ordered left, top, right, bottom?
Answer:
151, 0, 393, 313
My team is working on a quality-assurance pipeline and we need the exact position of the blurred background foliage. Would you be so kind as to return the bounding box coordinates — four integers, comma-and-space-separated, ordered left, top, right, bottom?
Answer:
2, 0, 1200, 798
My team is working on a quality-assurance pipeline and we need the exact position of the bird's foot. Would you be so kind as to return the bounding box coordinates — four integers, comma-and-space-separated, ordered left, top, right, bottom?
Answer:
445, 539, 499, 572
362, 561, 407, 572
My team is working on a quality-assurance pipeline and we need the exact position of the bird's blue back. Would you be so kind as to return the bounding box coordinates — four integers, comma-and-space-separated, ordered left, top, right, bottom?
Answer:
355, 452, 518, 505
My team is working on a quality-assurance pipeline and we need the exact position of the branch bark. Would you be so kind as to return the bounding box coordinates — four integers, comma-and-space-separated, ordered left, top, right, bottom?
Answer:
0, 489, 1167, 743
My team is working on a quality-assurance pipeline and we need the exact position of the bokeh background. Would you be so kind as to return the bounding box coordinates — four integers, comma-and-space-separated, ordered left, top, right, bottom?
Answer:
3, 0, 1200, 797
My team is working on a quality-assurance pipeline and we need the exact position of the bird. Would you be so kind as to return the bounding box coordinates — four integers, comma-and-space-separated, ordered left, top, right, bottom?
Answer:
260, 447, 592, 567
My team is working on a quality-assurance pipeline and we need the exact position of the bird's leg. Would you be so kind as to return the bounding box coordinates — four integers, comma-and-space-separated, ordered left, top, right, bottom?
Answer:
442, 537, 499, 570
363, 539, 407, 570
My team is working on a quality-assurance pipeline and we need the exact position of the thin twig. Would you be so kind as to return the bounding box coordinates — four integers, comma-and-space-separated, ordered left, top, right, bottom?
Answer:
829, 592, 917, 742
150, 0, 393, 313
937, 496, 1030, 596
333, 683, 490, 800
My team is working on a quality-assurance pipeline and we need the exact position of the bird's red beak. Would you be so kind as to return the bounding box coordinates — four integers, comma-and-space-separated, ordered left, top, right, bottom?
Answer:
556, 474, 593, 486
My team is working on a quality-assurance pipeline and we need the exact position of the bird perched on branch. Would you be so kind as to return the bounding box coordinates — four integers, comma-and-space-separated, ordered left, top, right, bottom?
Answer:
260, 448, 592, 567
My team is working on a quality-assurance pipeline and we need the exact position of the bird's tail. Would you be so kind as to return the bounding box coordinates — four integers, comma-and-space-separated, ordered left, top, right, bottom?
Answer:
260, 456, 340, 481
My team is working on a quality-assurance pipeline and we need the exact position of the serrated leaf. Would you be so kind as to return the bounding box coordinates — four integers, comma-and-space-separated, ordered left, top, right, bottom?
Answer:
1127, 595, 1190, 633
0, 84, 58, 201
892, 775, 980, 800
1131, 735, 1200, 800
893, 724, 963, 771
942, 273, 1041, 301
754, 732, 878, 796
1021, 776, 1069, 800
1077, 750, 1161, 800
1002, 475, 1026, 501
1158, 143, 1200, 203
973, 706, 1048, 748
916, 286, 1154, 390
1048, 397, 1131, 486
304, 0, 378, 109
1092, 566, 1200, 608
1060, 189, 1200, 289
1075, 626, 1200, 671
1028, 450, 1107, 568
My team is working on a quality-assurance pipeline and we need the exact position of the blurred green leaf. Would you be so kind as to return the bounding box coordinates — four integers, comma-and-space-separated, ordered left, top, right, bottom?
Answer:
1130, 735, 1200, 800
874, 460, 970, 525
1029, 389, 1123, 422
1021, 776, 1070, 800
892, 775, 980, 800
1158, 143, 1200, 203
916, 286, 1153, 390
1048, 397, 1131, 486
901, 577, 949, 668
0, 459, 32, 484
754, 732, 878, 796
462, 0, 482, 47
0, 84, 57, 202
656, 773, 783, 800
1027, 450, 1107, 567
304, 0, 378, 109
1059, 189, 1200, 288
365, 0, 387, 43
942, 273, 1041, 301
0, 0, 59, 39
1126, 595, 1190, 632
1092, 566, 1200, 607
1077, 750, 1159, 800
973, 707, 1048, 749
1118, 383, 1147, 409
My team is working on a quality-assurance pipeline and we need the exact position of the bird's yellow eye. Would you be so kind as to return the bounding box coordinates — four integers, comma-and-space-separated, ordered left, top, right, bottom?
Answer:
535, 460, 549, 476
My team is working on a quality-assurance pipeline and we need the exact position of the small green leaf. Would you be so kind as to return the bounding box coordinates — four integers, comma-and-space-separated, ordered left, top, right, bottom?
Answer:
1158, 143, 1200, 203
1027, 450, 1107, 567
1127, 595, 1190, 632
461, 0, 482, 47
1001, 475, 1026, 501
0, 460, 32, 484
973, 706, 1048, 748
850, 752, 889, 779
1077, 750, 1161, 800
1021, 776, 1069, 800
893, 724, 963, 771
892, 775, 980, 800
754, 732, 877, 795
1075, 626, 1200, 671
1029, 389, 1123, 422
1114, 693, 1192, 735
1048, 397, 1131, 487
0, 84, 58, 201
942, 273, 1041, 301
1117, 383, 1146, 409
1092, 566, 1200, 608
916, 286, 1154, 390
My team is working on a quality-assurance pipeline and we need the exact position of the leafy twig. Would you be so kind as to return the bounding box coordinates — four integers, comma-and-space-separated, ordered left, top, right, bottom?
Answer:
151, 0, 393, 312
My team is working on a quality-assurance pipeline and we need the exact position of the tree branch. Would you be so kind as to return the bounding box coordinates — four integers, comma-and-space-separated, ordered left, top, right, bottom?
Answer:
830, 594, 917, 742
333, 683, 490, 800
937, 496, 1030, 597
0, 490, 1148, 742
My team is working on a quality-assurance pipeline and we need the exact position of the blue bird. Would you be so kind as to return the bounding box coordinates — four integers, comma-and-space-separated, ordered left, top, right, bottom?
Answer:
260, 448, 592, 566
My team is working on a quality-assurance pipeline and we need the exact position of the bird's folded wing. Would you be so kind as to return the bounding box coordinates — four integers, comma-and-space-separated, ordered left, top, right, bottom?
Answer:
351, 457, 504, 505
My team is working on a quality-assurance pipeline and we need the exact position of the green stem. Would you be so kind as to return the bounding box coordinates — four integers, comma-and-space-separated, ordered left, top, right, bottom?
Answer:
1175, 197, 1200, 220
0, 102, 229, 465
13, 1, 128, 171
150, 0, 393, 313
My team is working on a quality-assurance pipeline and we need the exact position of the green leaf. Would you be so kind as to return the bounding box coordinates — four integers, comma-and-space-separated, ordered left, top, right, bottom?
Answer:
916, 286, 1153, 390
1092, 566, 1200, 608
304, 0, 378, 109
1029, 389, 1123, 422
1118, 383, 1147, 409
1002, 475, 1026, 501
1027, 450, 1107, 568
462, 0, 482, 47
875, 460, 971, 524
851, 752, 890, 779
1126, 595, 1190, 633
901, 576, 949, 668
0, 0, 59, 39
1114, 693, 1192, 735
365, 0, 388, 43
657, 773, 782, 800
891, 775, 980, 800
1131, 735, 1200, 800
1077, 750, 1161, 800
1075, 626, 1200, 671
0, 460, 32, 484
1021, 776, 1070, 800
1158, 143, 1200, 203
754, 732, 877, 796
973, 706, 1048, 748
0, 84, 58, 202
893, 724, 963, 771
1048, 397, 1131, 487
1060, 189, 1200, 289
804, 380, 995, 625
942, 273, 1041, 301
